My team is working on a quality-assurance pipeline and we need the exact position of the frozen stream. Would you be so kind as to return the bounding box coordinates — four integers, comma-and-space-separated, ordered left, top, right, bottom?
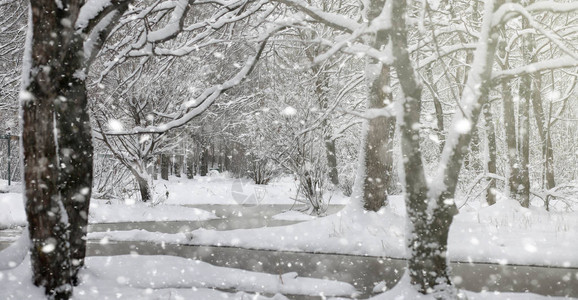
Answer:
1, 204, 577, 298
89, 204, 342, 233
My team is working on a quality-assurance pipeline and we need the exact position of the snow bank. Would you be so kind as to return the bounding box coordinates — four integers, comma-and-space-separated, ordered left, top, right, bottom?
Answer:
88, 229, 188, 244
89, 200, 218, 223
189, 200, 407, 257
450, 198, 578, 267
185, 195, 578, 268
163, 175, 350, 205
83, 255, 357, 297
0, 193, 25, 229
0, 193, 218, 229
0, 255, 357, 299
370, 273, 570, 300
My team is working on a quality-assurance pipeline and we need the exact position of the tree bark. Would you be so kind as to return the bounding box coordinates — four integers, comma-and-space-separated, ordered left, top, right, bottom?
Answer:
135, 173, 152, 202
390, 0, 501, 295
484, 103, 497, 206
426, 64, 445, 152
23, 56, 73, 299
55, 68, 93, 283
518, 81, 531, 208
500, 44, 523, 203
161, 154, 170, 180
224, 145, 231, 172
174, 155, 183, 177
313, 66, 340, 187
362, 0, 396, 211
186, 151, 195, 179
325, 137, 339, 186
530, 59, 555, 190
517, 15, 535, 208
200, 148, 208, 176
23, 0, 88, 297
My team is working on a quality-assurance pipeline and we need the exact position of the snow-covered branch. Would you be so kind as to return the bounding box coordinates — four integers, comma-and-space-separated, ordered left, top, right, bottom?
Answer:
273, 0, 359, 33
493, 56, 578, 80
105, 39, 269, 135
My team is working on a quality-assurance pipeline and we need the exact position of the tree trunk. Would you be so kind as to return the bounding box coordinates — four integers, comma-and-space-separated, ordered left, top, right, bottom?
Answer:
224, 145, 231, 172
530, 59, 556, 190
135, 173, 152, 202
465, 126, 482, 171
426, 64, 445, 152
484, 103, 497, 206
23, 61, 73, 299
501, 59, 522, 202
21, 0, 128, 297
152, 156, 158, 180
518, 83, 531, 208
174, 155, 182, 177
325, 138, 339, 186
55, 70, 93, 283
517, 15, 535, 208
210, 142, 215, 169
186, 151, 195, 179
23, 1, 91, 297
161, 154, 169, 180
390, 0, 501, 295
200, 149, 208, 176
362, 0, 396, 212
311, 63, 340, 187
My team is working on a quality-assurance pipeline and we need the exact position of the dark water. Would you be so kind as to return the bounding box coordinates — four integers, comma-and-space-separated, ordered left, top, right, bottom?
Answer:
89, 204, 345, 233
86, 241, 578, 298
2, 204, 577, 298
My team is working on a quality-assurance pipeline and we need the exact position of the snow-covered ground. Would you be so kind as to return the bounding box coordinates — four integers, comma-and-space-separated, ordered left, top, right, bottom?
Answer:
1, 175, 578, 299
0, 193, 218, 229
369, 273, 571, 300
162, 174, 350, 205
85, 184, 578, 268
183, 193, 578, 268
1, 174, 338, 228
0, 255, 357, 299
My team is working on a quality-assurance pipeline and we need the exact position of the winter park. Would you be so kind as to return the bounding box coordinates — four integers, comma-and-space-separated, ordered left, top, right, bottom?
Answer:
0, 0, 578, 299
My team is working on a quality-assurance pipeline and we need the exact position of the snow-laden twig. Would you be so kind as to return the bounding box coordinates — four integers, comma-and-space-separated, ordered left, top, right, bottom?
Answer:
492, 56, 578, 80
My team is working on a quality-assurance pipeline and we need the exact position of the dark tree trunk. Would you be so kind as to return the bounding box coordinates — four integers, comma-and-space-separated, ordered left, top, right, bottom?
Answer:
174, 155, 182, 177
152, 156, 158, 180
465, 126, 482, 171
362, 0, 396, 212
310, 63, 340, 187
502, 72, 522, 202
210, 142, 215, 169
161, 154, 170, 180
500, 28, 530, 205
530, 59, 556, 190
426, 64, 445, 152
390, 0, 500, 295
224, 145, 231, 172
484, 103, 497, 206
186, 152, 195, 179
23, 66, 73, 299
200, 149, 208, 176
22, 0, 128, 297
518, 82, 531, 208
55, 73, 93, 282
325, 138, 339, 186
23, 0, 88, 298
517, 16, 535, 208
363, 110, 395, 211
218, 143, 223, 171
320, 93, 340, 187
135, 173, 152, 202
